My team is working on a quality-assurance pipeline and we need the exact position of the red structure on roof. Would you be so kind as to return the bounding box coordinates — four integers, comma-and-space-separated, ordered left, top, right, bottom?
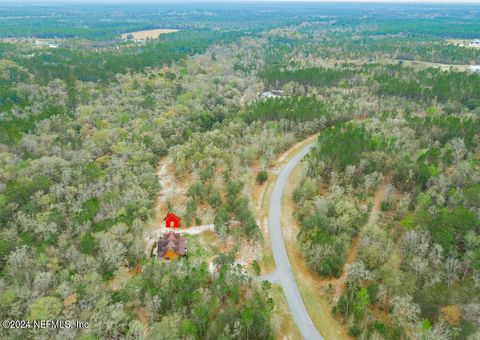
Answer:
164, 213, 180, 228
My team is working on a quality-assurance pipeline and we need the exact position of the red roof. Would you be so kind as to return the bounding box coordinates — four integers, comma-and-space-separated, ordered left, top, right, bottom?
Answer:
164, 213, 180, 222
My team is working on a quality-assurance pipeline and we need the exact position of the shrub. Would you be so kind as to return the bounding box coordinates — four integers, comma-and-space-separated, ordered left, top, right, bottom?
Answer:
256, 170, 268, 184
80, 233, 97, 255
367, 284, 379, 304
252, 260, 261, 275
348, 324, 362, 337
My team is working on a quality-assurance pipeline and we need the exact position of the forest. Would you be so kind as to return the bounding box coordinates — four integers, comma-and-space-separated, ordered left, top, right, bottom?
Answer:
295, 115, 479, 339
0, 2, 479, 340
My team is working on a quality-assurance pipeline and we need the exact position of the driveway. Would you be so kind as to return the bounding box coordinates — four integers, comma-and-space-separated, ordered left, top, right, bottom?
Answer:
266, 142, 323, 340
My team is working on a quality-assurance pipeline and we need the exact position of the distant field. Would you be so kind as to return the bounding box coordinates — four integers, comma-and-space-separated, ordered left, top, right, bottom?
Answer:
0, 37, 61, 43
399, 59, 473, 72
121, 28, 179, 40
447, 38, 480, 49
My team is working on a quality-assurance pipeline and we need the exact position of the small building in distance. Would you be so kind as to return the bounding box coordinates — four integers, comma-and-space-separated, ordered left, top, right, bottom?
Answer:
468, 39, 480, 48
469, 65, 480, 73
156, 231, 186, 261
164, 212, 180, 228
261, 89, 283, 98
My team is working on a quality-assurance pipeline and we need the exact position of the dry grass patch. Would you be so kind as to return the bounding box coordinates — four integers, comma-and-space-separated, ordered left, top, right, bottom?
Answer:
254, 177, 276, 274
121, 29, 179, 40
270, 285, 302, 340
399, 59, 471, 72
183, 231, 219, 263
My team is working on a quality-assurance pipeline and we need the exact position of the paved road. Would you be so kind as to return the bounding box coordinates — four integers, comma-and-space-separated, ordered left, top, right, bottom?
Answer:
267, 142, 323, 340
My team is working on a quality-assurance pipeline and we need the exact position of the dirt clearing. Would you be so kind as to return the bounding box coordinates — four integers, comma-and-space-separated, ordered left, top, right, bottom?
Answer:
121, 29, 179, 40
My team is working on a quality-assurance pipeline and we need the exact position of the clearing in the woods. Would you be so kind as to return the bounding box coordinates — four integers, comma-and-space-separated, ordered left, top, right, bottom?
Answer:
121, 29, 179, 40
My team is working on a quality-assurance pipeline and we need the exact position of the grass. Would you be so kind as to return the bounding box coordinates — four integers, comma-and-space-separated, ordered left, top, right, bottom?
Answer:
255, 176, 276, 274
183, 231, 219, 263
269, 284, 302, 340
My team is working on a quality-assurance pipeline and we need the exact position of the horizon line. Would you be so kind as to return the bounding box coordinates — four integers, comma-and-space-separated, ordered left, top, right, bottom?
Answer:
2, 0, 480, 4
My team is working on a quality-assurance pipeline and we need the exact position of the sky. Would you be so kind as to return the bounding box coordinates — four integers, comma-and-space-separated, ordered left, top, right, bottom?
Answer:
2, 0, 480, 5
3, 0, 480, 3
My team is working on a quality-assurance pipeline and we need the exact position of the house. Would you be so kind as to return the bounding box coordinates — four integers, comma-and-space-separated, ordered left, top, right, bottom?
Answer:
261, 89, 283, 98
468, 39, 480, 48
156, 231, 186, 260
164, 213, 180, 228
271, 90, 283, 96
469, 65, 480, 73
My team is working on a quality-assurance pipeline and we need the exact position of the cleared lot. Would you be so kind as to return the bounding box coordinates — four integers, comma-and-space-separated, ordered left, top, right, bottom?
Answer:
121, 28, 179, 40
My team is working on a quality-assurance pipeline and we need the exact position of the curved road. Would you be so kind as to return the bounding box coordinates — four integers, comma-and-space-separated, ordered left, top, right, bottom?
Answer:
268, 142, 323, 340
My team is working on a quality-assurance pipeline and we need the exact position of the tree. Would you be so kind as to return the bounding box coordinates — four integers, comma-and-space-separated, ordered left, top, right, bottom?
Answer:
97, 233, 127, 276
346, 261, 374, 288
256, 170, 268, 184
27, 296, 62, 320
32, 272, 53, 295
214, 205, 229, 234
180, 319, 198, 339
151, 314, 182, 340
443, 257, 461, 287
414, 282, 450, 321
5, 246, 37, 287
353, 287, 370, 320
392, 295, 420, 331
252, 260, 261, 276
414, 319, 450, 340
